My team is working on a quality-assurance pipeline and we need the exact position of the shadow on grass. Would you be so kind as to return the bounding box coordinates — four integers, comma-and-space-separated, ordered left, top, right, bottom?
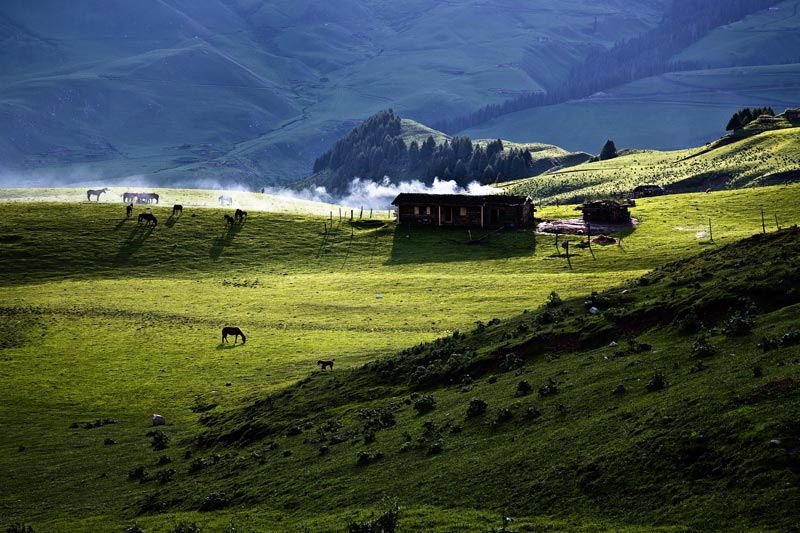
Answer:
216, 343, 244, 350
210, 222, 243, 260
386, 224, 537, 265
113, 224, 156, 264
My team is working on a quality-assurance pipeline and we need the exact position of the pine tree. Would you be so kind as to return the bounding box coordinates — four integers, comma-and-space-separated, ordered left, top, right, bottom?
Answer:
599, 139, 618, 160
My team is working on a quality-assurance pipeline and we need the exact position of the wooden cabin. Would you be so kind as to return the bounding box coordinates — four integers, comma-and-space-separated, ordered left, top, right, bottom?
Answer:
631, 184, 664, 198
579, 199, 631, 223
391, 193, 533, 229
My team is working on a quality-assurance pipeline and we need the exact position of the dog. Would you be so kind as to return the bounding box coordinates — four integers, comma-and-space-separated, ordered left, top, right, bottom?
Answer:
317, 359, 334, 371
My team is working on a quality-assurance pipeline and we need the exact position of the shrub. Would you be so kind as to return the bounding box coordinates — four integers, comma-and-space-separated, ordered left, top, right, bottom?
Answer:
199, 491, 229, 512
427, 438, 444, 455
465, 397, 488, 419
690, 333, 717, 358
156, 455, 172, 466
538, 377, 558, 396
128, 465, 150, 482
646, 369, 668, 391
139, 493, 168, 515
495, 407, 513, 424
546, 291, 562, 307
125, 527, 146, 533
171, 523, 202, 533
356, 450, 383, 466
154, 468, 176, 485
413, 394, 436, 414
525, 407, 542, 420
721, 311, 754, 336
5, 524, 34, 533
146, 430, 169, 450
515, 380, 533, 396
347, 499, 401, 533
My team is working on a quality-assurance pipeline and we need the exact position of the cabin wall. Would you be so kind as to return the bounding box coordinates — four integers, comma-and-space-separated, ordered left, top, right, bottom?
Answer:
396, 203, 532, 228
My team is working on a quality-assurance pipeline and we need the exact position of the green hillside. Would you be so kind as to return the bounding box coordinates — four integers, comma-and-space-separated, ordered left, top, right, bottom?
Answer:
0, 0, 669, 187
1, 184, 799, 531
674, 0, 800, 67
502, 118, 800, 203
460, 63, 800, 153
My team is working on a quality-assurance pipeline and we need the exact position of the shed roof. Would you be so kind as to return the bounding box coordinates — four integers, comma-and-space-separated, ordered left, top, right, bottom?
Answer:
391, 193, 530, 207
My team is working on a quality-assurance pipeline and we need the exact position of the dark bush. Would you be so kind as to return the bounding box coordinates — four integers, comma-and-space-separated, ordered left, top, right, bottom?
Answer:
128, 465, 150, 482
546, 291, 562, 307
171, 523, 202, 533
146, 430, 169, 450
495, 407, 513, 424
5, 524, 35, 533
691, 333, 717, 359
516, 380, 533, 396
199, 491, 229, 512
466, 397, 488, 419
525, 407, 542, 419
721, 311, 754, 336
139, 493, 168, 515
347, 499, 401, 533
156, 455, 172, 466
154, 468, 176, 485
413, 394, 436, 414
646, 369, 668, 391
538, 377, 559, 397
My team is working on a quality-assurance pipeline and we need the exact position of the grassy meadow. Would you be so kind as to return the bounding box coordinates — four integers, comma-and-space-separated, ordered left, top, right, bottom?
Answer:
1, 184, 799, 531
502, 123, 800, 203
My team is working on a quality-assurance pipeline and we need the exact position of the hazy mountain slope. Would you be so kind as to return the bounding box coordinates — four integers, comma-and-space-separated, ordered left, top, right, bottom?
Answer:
674, 0, 800, 67
460, 63, 800, 153
0, 0, 671, 187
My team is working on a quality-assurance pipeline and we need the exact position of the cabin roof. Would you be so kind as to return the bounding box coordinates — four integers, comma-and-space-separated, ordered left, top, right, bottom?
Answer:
391, 193, 530, 207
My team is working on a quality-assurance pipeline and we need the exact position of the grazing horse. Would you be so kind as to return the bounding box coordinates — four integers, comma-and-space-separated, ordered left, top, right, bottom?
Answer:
126, 203, 133, 218
221, 326, 246, 345
234, 209, 247, 223
317, 359, 335, 371
172, 204, 183, 216
138, 192, 159, 204
219, 195, 233, 206
224, 214, 235, 226
87, 188, 108, 202
138, 213, 158, 226
123, 192, 137, 203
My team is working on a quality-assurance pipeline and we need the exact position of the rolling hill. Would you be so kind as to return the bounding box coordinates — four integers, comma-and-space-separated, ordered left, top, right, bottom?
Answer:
1, 183, 799, 530
5, 0, 799, 191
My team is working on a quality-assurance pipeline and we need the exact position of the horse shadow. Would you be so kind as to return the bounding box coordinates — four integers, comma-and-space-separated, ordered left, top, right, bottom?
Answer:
165, 214, 180, 228
216, 343, 243, 350
114, 217, 131, 231
210, 223, 242, 259
113, 224, 155, 264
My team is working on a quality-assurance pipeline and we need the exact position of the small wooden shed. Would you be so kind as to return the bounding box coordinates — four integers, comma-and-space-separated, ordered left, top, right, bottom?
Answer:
391, 193, 533, 229
631, 184, 664, 198
579, 199, 631, 223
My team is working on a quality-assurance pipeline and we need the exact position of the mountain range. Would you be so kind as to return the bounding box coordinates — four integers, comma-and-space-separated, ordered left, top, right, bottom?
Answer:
1, 0, 798, 191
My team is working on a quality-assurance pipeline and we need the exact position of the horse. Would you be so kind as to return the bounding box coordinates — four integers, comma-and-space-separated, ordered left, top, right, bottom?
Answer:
126, 203, 133, 218
172, 204, 183, 216
317, 359, 335, 371
224, 214, 235, 226
87, 188, 108, 202
138, 192, 159, 204
219, 195, 233, 206
138, 213, 158, 226
234, 209, 247, 223
222, 326, 246, 345
122, 192, 137, 203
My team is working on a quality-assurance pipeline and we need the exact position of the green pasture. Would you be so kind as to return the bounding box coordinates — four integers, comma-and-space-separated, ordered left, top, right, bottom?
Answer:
502, 125, 800, 203
1, 185, 799, 531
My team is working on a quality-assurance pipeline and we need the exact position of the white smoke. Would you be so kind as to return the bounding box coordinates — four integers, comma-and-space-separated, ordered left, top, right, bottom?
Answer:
276, 177, 505, 210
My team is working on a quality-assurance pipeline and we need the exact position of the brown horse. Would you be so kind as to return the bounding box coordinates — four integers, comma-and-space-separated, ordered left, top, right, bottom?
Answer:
138, 213, 158, 226
317, 359, 334, 371
224, 214, 235, 226
172, 204, 183, 216
235, 209, 247, 223
126, 203, 133, 217
87, 188, 108, 201
222, 326, 246, 345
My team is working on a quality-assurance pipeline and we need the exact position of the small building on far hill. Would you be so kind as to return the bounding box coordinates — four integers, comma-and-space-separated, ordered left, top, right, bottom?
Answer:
631, 184, 665, 198
784, 108, 800, 121
391, 193, 533, 229
579, 199, 631, 223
